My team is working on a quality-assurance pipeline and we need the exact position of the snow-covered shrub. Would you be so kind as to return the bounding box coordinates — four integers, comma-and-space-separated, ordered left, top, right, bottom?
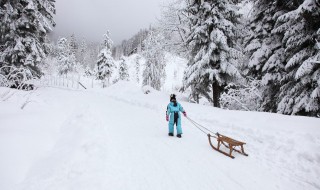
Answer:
0, 66, 36, 90
0, 73, 9, 87
220, 79, 262, 111
84, 66, 93, 77
40, 56, 59, 76
142, 85, 154, 94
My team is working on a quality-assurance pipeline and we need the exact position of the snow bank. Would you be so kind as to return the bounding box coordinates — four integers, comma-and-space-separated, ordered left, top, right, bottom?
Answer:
0, 87, 82, 190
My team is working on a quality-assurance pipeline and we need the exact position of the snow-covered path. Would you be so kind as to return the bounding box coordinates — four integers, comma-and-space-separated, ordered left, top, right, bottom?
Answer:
0, 83, 319, 190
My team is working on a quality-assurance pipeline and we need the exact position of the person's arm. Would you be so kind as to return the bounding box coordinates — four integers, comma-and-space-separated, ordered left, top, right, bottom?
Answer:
179, 103, 187, 117
167, 105, 171, 115
166, 105, 170, 121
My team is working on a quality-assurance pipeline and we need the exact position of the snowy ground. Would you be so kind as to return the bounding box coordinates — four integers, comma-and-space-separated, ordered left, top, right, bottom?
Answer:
0, 82, 319, 190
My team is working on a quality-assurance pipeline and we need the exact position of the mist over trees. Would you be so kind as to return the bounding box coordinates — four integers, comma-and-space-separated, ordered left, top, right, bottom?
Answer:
112, 29, 150, 59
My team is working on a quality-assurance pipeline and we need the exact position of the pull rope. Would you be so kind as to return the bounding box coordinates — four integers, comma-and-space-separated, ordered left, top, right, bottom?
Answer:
185, 117, 208, 134
186, 116, 232, 149
185, 116, 217, 138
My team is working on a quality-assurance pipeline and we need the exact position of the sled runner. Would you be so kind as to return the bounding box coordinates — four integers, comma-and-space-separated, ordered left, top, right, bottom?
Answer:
208, 133, 248, 159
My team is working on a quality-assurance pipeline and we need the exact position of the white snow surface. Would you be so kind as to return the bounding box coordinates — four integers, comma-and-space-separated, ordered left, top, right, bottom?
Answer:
0, 82, 320, 190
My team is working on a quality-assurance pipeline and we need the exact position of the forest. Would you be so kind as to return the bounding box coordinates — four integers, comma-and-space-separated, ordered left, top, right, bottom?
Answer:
0, 0, 319, 117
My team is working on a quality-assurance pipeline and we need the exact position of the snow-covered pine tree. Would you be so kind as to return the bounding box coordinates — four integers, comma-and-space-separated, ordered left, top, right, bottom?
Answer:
274, 0, 320, 116
79, 38, 88, 65
158, 0, 190, 57
243, 0, 298, 112
142, 31, 166, 90
135, 55, 141, 84
0, 0, 55, 83
84, 65, 93, 77
96, 31, 115, 87
69, 33, 78, 57
87, 42, 100, 68
119, 56, 129, 81
57, 38, 75, 76
44, 37, 56, 57
113, 29, 150, 59
183, 0, 242, 107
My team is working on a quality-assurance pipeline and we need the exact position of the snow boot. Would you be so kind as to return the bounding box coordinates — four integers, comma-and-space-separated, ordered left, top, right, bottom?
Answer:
168, 133, 174, 136
177, 134, 182, 138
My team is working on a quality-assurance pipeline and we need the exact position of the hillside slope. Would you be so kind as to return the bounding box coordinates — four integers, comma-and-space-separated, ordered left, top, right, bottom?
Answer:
0, 82, 319, 190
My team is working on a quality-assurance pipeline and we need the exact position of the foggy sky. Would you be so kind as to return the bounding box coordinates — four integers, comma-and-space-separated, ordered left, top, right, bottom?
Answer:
51, 0, 168, 44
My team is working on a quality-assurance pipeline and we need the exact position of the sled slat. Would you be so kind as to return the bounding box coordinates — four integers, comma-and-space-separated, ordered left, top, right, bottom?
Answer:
207, 134, 248, 159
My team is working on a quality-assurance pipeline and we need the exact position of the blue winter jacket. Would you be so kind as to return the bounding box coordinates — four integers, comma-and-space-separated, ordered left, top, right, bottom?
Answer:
166, 102, 185, 126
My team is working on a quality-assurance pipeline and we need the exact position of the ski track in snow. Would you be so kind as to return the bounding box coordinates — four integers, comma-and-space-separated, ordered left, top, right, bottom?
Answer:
0, 84, 319, 190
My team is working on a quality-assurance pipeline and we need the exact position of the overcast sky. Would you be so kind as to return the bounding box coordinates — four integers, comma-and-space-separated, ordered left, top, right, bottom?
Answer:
51, 0, 168, 44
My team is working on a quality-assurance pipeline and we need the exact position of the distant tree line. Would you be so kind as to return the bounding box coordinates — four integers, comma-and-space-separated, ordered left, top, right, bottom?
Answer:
113, 29, 151, 59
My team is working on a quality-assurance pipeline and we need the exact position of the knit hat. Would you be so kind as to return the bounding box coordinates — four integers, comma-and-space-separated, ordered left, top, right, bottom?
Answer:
170, 94, 176, 101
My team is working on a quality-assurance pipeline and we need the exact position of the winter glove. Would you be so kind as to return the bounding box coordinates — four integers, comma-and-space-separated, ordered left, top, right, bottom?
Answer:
183, 111, 187, 117
166, 115, 169, 121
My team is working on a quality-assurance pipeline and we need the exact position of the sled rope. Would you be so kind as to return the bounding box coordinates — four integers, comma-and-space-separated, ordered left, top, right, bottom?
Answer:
186, 116, 217, 137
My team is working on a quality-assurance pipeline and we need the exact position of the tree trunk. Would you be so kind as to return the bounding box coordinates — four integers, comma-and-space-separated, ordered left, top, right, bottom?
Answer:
212, 82, 221, 108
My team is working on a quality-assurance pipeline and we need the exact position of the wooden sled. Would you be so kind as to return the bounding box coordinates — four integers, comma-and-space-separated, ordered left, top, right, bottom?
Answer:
207, 133, 248, 159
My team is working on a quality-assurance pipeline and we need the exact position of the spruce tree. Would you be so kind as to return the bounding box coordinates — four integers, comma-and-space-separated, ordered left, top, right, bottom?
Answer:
119, 56, 129, 81
244, 1, 284, 111
96, 31, 115, 87
57, 38, 75, 76
183, 0, 242, 107
135, 55, 141, 84
69, 33, 78, 57
0, 0, 55, 81
274, 0, 320, 116
142, 31, 166, 90
79, 38, 88, 65
84, 65, 93, 77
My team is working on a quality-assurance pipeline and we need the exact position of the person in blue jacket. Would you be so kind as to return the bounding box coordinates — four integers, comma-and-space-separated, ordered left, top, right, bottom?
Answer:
166, 94, 187, 138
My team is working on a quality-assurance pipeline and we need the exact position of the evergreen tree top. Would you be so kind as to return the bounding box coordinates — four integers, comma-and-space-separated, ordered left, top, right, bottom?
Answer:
103, 31, 113, 50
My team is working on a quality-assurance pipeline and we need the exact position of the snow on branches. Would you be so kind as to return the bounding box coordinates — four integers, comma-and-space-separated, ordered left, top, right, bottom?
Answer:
183, 0, 243, 107
95, 31, 115, 88
0, 0, 56, 87
142, 31, 166, 90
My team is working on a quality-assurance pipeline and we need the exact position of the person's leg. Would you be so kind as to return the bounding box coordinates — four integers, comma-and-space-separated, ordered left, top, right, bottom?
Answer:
168, 115, 174, 135
173, 112, 179, 135
176, 117, 182, 135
